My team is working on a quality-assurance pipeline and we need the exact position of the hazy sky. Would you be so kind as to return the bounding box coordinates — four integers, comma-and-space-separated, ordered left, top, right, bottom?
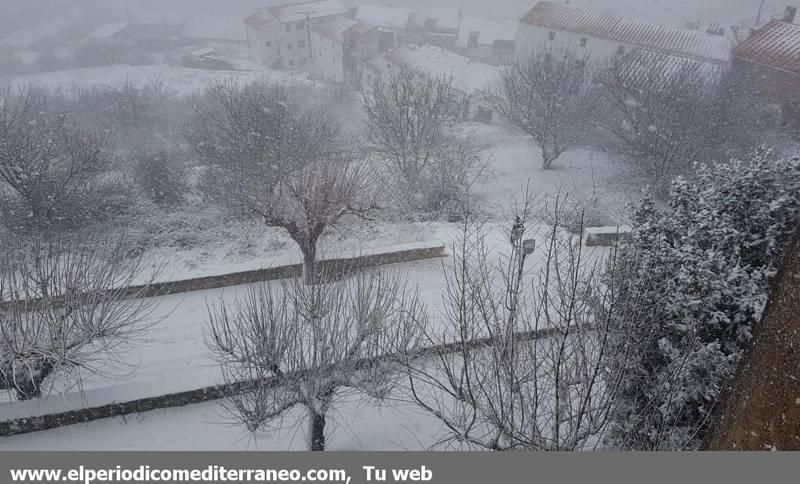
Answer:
1, 0, 798, 38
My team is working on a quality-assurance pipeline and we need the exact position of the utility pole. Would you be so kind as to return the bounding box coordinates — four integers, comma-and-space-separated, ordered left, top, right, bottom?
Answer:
755, 0, 767, 26
299, 10, 315, 62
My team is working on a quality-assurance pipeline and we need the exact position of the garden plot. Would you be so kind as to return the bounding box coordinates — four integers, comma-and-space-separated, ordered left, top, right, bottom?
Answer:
0, 222, 606, 417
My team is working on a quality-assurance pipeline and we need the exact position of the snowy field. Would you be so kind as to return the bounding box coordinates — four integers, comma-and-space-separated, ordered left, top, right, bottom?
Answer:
0, 219, 609, 450
0, 64, 311, 96
1, 396, 447, 451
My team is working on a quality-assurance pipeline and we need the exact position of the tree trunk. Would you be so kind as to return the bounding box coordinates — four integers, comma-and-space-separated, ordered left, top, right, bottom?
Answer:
541, 147, 557, 170
3, 361, 53, 401
309, 408, 326, 451
302, 241, 318, 285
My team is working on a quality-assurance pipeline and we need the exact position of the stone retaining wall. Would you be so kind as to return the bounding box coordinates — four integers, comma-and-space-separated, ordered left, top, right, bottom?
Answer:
0, 326, 562, 438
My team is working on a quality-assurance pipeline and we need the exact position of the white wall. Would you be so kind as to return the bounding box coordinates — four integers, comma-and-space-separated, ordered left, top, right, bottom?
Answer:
248, 17, 327, 68
311, 31, 344, 83
515, 23, 632, 62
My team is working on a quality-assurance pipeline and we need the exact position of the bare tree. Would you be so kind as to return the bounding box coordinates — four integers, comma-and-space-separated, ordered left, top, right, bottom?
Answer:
362, 68, 487, 215
0, 233, 162, 400
497, 47, 595, 170
396, 193, 641, 450
191, 81, 377, 284
206, 268, 421, 451
0, 86, 111, 229
595, 52, 723, 192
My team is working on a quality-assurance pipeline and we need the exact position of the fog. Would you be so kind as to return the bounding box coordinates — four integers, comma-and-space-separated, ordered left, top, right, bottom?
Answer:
0, 0, 798, 453
2, 0, 799, 37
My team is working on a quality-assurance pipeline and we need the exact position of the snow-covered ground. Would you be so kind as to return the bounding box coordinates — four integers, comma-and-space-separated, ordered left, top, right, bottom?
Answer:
0, 28, 633, 449
0, 64, 311, 96
0, 396, 448, 451
0, 256, 446, 419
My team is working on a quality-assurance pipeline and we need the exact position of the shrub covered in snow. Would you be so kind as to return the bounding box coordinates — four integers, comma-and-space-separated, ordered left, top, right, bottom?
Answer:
607, 149, 800, 449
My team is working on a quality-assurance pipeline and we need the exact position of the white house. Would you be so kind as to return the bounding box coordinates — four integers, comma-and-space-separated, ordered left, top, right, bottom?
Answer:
244, 0, 349, 69
364, 44, 500, 121
311, 16, 383, 86
454, 18, 518, 64
516, 1, 732, 65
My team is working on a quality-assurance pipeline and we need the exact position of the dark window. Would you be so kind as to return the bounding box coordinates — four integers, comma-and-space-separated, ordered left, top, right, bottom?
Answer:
549, 31, 556, 41
289, 59, 294, 66
299, 57, 308, 65
298, 40, 306, 48
266, 40, 272, 47
492, 39, 514, 52
287, 42, 293, 49
468, 31, 480, 48
285, 24, 292, 33
617, 45, 626, 56
297, 22, 306, 30
580, 37, 587, 47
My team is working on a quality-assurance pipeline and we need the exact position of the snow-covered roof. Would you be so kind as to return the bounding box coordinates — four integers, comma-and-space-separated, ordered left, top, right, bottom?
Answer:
455, 18, 518, 48
520, 1, 732, 64
385, 44, 499, 94
244, 11, 276, 30
82, 22, 130, 42
355, 5, 414, 30
0, 18, 72, 48
313, 16, 364, 43
181, 15, 246, 42
733, 20, 800, 74
614, 49, 723, 90
267, 0, 349, 24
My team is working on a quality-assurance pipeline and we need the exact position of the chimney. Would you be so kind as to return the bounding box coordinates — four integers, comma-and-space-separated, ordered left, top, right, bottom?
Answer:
784, 6, 797, 23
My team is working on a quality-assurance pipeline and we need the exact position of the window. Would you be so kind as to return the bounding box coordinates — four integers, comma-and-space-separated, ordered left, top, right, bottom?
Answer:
616, 45, 626, 56
549, 31, 556, 41
332, 55, 336, 64
289, 59, 294, 66
266, 40, 272, 47
297, 22, 306, 30
287, 42, 293, 50
285, 24, 292, 33
298, 40, 306, 48
580, 37, 587, 47
299, 57, 308, 65
468, 31, 480, 49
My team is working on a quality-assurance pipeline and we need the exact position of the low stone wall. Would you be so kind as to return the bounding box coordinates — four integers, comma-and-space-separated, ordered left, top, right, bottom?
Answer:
0, 244, 446, 437
3, 245, 446, 311
126, 244, 447, 298
584, 226, 632, 247
0, 326, 562, 438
